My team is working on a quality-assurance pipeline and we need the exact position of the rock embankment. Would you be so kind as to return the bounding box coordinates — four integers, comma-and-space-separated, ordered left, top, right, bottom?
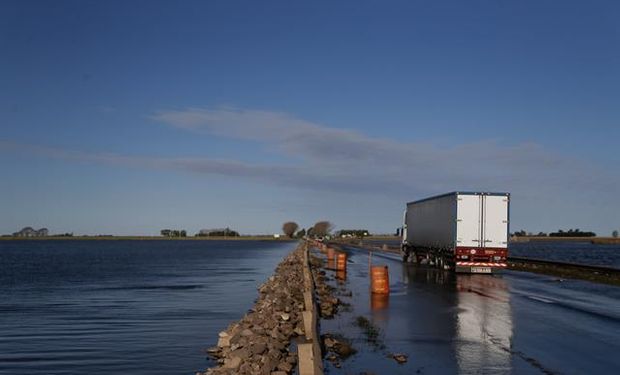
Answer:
200, 245, 306, 375
309, 256, 340, 318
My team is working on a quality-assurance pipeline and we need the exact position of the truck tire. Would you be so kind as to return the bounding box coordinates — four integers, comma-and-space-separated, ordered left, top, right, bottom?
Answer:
401, 246, 409, 262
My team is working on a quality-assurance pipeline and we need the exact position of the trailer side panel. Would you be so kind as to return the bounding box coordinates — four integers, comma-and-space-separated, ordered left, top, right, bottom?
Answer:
406, 194, 456, 249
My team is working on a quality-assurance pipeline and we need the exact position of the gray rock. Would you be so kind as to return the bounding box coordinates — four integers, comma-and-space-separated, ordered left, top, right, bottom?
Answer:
392, 353, 408, 364
230, 347, 250, 361
324, 337, 336, 348
276, 361, 293, 372
250, 342, 266, 355
217, 336, 230, 348
223, 356, 241, 369
240, 328, 254, 337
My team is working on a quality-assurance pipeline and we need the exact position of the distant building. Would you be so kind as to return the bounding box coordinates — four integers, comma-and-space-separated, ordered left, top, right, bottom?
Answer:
198, 228, 227, 236
13, 227, 48, 237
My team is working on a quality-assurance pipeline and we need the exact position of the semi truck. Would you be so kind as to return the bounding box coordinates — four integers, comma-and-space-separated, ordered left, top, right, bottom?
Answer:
401, 192, 510, 273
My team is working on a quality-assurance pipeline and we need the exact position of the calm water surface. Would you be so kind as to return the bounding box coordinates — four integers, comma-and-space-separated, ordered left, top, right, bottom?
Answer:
509, 241, 620, 268
0, 240, 296, 375
365, 239, 620, 268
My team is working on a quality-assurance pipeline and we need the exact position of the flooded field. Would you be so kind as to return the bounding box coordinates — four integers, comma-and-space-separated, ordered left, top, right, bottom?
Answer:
320, 246, 620, 374
0, 240, 296, 375
509, 241, 620, 268
363, 239, 620, 269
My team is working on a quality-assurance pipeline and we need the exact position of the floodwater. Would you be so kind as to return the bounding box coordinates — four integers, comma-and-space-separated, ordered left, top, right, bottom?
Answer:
509, 241, 620, 268
364, 239, 620, 269
320, 246, 620, 374
0, 239, 296, 375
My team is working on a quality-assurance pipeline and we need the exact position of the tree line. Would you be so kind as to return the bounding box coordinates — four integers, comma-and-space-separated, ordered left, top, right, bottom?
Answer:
512, 228, 597, 237
281, 221, 334, 238
160, 228, 240, 237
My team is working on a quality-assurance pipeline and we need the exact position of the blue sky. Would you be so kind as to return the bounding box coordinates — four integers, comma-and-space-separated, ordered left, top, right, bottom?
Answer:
1, 0, 619, 235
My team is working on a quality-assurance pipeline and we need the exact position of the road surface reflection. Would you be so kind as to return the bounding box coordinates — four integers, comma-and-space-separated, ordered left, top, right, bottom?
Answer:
320, 247, 620, 374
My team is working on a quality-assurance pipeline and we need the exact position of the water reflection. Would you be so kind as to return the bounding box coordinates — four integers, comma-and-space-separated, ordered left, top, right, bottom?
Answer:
327, 258, 336, 270
455, 275, 513, 374
399, 264, 514, 374
335, 269, 346, 283
401, 264, 454, 285
370, 293, 389, 311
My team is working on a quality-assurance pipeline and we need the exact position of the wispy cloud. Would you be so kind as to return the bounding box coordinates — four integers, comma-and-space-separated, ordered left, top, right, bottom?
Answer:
2, 107, 617, 202
150, 107, 616, 198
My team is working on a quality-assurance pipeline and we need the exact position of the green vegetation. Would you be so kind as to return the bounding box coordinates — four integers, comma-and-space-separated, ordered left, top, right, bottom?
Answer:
549, 229, 596, 237
513, 229, 597, 238
354, 315, 384, 349
295, 228, 306, 238
160, 229, 187, 237
196, 228, 240, 237
336, 229, 370, 238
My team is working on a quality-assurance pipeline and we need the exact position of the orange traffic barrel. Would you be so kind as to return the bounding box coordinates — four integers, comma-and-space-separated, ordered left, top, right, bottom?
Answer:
370, 265, 389, 294
336, 253, 347, 271
327, 247, 335, 260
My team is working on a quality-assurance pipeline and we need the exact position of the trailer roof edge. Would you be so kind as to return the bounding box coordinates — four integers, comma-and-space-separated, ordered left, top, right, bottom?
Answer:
407, 191, 510, 205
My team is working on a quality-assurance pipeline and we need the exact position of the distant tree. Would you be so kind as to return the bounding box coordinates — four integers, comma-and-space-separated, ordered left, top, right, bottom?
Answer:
161, 229, 187, 238
202, 228, 240, 237
549, 229, 595, 237
282, 222, 299, 238
295, 228, 306, 238
307, 227, 315, 237
613, 230, 619, 238
312, 221, 333, 237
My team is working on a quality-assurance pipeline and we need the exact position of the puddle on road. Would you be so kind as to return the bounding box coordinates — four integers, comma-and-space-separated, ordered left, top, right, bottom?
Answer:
313, 247, 541, 375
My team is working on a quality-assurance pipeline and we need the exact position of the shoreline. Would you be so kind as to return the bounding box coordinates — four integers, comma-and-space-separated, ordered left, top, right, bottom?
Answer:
200, 242, 327, 375
0, 236, 295, 241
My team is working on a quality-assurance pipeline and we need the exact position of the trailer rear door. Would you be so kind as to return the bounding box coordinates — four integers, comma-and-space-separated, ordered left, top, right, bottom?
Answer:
456, 194, 481, 248
483, 195, 509, 248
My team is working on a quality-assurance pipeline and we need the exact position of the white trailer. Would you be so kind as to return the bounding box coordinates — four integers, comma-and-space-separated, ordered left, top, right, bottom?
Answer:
401, 192, 510, 273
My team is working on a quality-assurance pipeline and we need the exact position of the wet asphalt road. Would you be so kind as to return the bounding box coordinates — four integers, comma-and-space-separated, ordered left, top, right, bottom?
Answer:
318, 246, 620, 375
